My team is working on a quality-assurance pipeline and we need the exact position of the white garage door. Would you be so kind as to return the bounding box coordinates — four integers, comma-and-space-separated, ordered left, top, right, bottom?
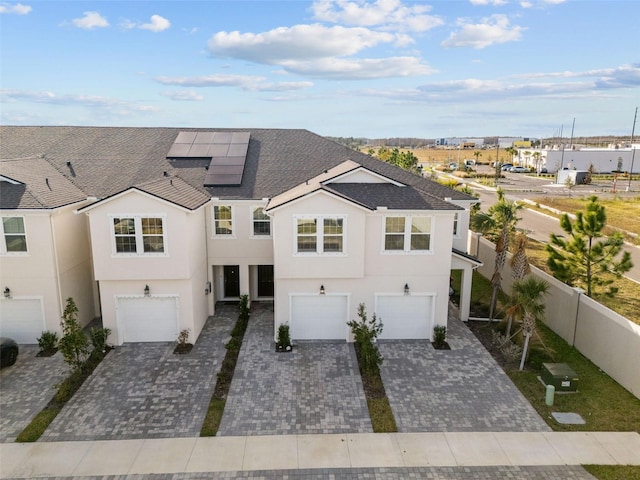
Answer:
118, 296, 178, 343
376, 295, 433, 339
0, 299, 45, 344
291, 295, 348, 340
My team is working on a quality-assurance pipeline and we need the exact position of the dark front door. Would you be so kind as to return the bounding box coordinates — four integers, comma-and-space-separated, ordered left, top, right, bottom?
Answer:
224, 265, 240, 298
257, 265, 274, 297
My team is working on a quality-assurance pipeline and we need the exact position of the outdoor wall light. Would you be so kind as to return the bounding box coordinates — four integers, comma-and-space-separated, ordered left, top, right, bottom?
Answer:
3, 287, 11, 299
205, 281, 211, 295
320, 285, 325, 295
404, 283, 410, 295
144, 284, 150, 297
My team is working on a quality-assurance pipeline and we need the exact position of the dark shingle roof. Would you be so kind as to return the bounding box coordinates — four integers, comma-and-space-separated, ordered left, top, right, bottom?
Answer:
324, 183, 463, 211
0, 157, 88, 209
0, 126, 476, 209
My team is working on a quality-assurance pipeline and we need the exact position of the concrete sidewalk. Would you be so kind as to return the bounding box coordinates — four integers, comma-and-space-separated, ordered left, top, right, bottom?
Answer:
2, 431, 639, 478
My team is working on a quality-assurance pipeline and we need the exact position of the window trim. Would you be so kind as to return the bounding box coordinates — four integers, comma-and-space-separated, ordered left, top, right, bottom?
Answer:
382, 215, 433, 254
453, 213, 460, 238
293, 214, 347, 256
212, 205, 235, 238
250, 206, 272, 238
1, 216, 28, 255
110, 214, 168, 257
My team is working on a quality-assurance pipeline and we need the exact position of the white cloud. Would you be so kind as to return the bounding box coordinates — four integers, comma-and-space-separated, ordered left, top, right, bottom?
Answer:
139, 14, 170, 32
441, 14, 524, 49
279, 56, 436, 80
160, 90, 204, 101
0, 89, 158, 114
155, 74, 314, 92
209, 24, 401, 63
520, 1, 533, 7
0, 2, 31, 14
311, 0, 443, 32
71, 11, 109, 30
469, 0, 507, 5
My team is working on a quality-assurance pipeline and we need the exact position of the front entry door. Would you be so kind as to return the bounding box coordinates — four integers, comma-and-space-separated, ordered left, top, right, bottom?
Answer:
257, 265, 274, 297
224, 265, 240, 298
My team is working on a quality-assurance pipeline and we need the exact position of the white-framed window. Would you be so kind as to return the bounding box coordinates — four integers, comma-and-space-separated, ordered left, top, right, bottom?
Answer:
384, 216, 432, 253
112, 215, 166, 255
453, 213, 459, 237
213, 205, 233, 236
1, 216, 27, 254
295, 215, 345, 254
252, 207, 271, 237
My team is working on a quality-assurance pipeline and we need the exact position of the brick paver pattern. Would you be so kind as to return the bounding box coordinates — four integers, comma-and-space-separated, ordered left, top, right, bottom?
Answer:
0, 346, 67, 443
39, 305, 236, 441
378, 303, 551, 432
217, 302, 372, 436
28, 465, 599, 479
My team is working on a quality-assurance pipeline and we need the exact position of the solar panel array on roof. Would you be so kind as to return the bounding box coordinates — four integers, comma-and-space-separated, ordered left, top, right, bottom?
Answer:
167, 131, 250, 186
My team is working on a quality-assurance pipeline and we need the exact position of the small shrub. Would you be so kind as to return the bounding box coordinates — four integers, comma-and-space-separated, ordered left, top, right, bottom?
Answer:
432, 325, 447, 349
239, 294, 250, 320
58, 298, 89, 371
347, 303, 383, 374
174, 328, 193, 354
491, 330, 523, 363
276, 323, 292, 351
90, 327, 111, 353
37, 331, 59, 354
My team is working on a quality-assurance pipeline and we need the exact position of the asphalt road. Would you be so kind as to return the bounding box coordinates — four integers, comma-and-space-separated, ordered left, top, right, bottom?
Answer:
466, 174, 640, 284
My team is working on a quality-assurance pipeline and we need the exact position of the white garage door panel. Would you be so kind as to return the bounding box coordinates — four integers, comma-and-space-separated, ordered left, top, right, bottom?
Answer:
377, 295, 432, 339
291, 295, 348, 340
118, 297, 178, 343
0, 299, 45, 344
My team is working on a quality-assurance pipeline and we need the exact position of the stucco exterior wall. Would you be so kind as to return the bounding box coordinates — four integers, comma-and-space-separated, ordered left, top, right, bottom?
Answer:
88, 192, 195, 281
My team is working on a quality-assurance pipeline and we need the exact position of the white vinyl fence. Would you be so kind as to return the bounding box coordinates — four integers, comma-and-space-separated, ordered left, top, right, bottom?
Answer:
471, 233, 640, 399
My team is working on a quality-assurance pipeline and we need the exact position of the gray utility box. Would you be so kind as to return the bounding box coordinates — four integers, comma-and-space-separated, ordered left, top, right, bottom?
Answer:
541, 363, 579, 392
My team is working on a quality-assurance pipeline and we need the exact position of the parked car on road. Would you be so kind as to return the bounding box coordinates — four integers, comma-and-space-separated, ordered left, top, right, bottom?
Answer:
509, 166, 530, 173
0, 337, 19, 368
501, 163, 514, 171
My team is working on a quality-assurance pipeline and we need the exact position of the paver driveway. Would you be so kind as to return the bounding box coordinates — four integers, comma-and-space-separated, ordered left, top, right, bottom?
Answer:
218, 302, 372, 436
39, 306, 236, 441
378, 303, 550, 432
0, 346, 67, 443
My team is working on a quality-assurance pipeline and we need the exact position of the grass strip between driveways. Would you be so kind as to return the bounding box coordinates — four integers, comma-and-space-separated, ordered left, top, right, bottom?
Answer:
583, 465, 640, 480
352, 343, 397, 433
200, 307, 249, 437
16, 349, 110, 442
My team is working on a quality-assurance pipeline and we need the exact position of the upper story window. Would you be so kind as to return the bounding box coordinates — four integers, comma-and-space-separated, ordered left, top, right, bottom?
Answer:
295, 215, 345, 254
1, 217, 27, 254
213, 206, 233, 236
453, 213, 459, 237
252, 207, 271, 236
384, 216, 432, 253
112, 216, 165, 255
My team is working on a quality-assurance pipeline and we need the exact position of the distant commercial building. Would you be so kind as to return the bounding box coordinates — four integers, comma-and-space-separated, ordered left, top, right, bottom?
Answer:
544, 147, 638, 174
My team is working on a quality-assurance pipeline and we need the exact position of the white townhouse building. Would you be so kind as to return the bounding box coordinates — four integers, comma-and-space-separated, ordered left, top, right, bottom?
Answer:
0, 126, 480, 345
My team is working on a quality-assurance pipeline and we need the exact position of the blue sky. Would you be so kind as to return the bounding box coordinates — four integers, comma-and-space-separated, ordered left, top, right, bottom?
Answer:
1, 0, 639, 138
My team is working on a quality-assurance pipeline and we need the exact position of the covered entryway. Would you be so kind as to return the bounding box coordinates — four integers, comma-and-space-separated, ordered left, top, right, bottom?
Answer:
290, 294, 348, 340
117, 296, 178, 343
376, 294, 434, 339
0, 298, 45, 344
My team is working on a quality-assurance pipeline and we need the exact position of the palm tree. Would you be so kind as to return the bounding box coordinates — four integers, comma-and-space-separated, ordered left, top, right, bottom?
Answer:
506, 233, 531, 336
532, 151, 542, 174
470, 189, 523, 319
511, 277, 550, 371
473, 150, 482, 164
